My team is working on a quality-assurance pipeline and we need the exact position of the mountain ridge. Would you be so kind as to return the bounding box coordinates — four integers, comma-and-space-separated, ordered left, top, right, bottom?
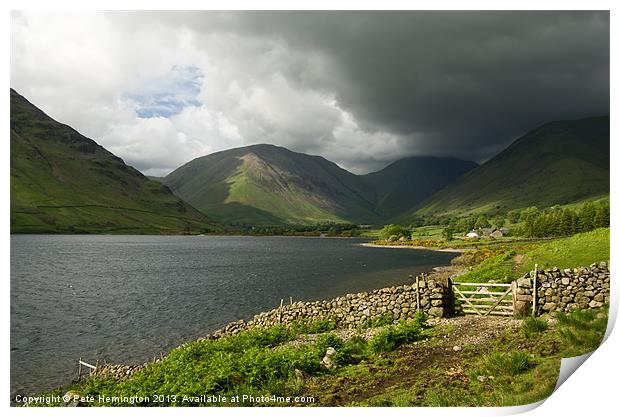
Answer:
409, 115, 610, 218
10, 88, 219, 234
163, 144, 477, 225
11, 88, 609, 230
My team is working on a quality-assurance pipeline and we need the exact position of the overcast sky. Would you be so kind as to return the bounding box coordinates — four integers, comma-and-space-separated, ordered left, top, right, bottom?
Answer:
11, 11, 609, 176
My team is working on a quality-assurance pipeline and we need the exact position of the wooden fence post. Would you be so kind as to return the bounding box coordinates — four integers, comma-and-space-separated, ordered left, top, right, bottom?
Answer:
532, 263, 538, 317
415, 276, 421, 311
278, 298, 284, 323
511, 281, 517, 317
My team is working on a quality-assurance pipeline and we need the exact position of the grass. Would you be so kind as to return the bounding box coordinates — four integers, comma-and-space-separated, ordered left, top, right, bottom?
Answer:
521, 317, 549, 339
368, 315, 427, 353
483, 351, 535, 376
555, 309, 608, 356
360, 307, 608, 407
292, 317, 338, 334
10, 91, 219, 235
517, 228, 610, 273
455, 250, 517, 283
451, 228, 609, 285
33, 314, 430, 407
359, 313, 395, 329
29, 306, 609, 408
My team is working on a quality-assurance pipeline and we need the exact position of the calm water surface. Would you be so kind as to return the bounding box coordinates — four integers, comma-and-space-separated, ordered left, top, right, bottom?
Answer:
10, 235, 456, 396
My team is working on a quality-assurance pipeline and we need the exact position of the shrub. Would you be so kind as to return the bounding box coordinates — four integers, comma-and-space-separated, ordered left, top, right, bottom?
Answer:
359, 312, 394, 329
484, 351, 534, 376
556, 308, 608, 354
292, 316, 337, 334
380, 224, 411, 240
521, 317, 549, 338
334, 336, 369, 365
315, 332, 344, 353
369, 318, 425, 353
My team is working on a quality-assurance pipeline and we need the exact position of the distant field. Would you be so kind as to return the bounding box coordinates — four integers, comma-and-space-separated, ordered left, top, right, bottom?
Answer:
517, 228, 610, 273
455, 228, 609, 283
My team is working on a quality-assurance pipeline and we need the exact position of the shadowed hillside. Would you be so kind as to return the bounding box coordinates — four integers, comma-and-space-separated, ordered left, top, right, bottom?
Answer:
410, 116, 610, 217
361, 157, 478, 219
10, 89, 219, 234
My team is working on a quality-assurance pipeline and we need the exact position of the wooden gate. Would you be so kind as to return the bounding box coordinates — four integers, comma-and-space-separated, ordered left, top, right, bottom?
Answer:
451, 281, 514, 316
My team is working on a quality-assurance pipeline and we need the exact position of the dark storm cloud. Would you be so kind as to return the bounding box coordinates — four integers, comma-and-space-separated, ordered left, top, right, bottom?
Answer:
180, 10, 610, 162
12, 11, 609, 175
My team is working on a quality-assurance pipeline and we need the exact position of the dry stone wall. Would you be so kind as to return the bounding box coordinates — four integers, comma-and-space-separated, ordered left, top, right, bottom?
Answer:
91, 275, 450, 380
90, 263, 610, 381
208, 275, 451, 339
513, 262, 610, 316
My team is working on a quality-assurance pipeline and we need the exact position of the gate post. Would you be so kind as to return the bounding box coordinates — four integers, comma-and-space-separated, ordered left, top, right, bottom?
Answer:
511, 281, 518, 317
532, 264, 538, 317
415, 276, 421, 311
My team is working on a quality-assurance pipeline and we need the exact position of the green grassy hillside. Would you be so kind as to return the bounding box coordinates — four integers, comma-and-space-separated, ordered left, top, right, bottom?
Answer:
164, 145, 477, 226
164, 144, 378, 225
10, 89, 219, 234
412, 116, 609, 217
454, 228, 609, 284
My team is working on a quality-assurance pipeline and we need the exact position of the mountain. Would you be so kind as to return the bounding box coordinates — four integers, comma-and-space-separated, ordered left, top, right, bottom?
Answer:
163, 145, 477, 225
361, 157, 478, 219
10, 89, 219, 234
412, 116, 610, 217
164, 144, 379, 225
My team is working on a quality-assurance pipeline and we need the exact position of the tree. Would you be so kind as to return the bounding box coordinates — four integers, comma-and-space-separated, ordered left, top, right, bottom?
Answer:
442, 227, 454, 241
380, 224, 411, 240
507, 210, 521, 224
594, 202, 610, 228
492, 216, 506, 228
559, 210, 575, 236
454, 218, 471, 233
474, 215, 491, 229
578, 202, 596, 232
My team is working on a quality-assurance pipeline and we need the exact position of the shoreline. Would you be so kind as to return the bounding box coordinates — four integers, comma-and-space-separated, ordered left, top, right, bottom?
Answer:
84, 260, 465, 383
359, 242, 466, 253
14, 258, 466, 398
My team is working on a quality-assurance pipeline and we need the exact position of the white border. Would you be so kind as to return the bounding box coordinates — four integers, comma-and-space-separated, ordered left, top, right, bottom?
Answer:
3, 1, 616, 416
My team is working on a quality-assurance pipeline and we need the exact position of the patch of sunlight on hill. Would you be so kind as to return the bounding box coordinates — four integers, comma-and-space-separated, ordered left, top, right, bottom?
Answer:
518, 228, 610, 273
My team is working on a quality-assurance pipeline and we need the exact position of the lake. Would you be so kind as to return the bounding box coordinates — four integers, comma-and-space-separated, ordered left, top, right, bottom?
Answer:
10, 235, 456, 396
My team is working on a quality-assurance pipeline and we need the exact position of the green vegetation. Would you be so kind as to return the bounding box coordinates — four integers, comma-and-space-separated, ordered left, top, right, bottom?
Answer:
163, 144, 375, 226
417, 227, 609, 288
483, 351, 535, 376
518, 201, 609, 237
379, 224, 411, 240
361, 156, 477, 219
359, 313, 394, 329
517, 228, 610, 273
360, 307, 608, 407
36, 313, 429, 407
291, 317, 338, 334
233, 222, 362, 237
412, 116, 609, 218
555, 309, 608, 356
456, 250, 517, 283
10, 89, 219, 234
521, 317, 549, 339
30, 305, 609, 407
368, 318, 426, 353
163, 144, 478, 226
455, 228, 608, 283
